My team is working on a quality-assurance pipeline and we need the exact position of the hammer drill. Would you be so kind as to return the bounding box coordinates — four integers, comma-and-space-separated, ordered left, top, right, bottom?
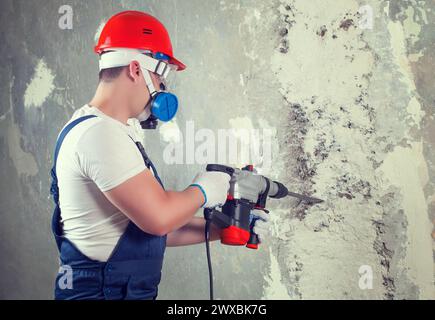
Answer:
204, 164, 323, 249
203, 163, 323, 299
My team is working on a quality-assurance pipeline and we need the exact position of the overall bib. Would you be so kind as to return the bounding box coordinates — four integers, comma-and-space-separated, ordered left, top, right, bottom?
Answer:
50, 115, 167, 300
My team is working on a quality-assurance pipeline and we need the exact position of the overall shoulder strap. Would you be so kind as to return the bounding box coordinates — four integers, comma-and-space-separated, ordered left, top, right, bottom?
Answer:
127, 135, 164, 188
50, 114, 98, 250
52, 115, 97, 173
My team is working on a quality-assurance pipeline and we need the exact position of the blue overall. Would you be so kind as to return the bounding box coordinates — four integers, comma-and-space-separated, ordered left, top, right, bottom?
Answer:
50, 115, 167, 300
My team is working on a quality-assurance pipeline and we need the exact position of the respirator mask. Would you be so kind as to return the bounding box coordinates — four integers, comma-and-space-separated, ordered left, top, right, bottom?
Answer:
99, 49, 179, 129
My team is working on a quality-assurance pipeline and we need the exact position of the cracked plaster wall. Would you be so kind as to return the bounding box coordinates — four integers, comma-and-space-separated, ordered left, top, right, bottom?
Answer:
0, 0, 433, 299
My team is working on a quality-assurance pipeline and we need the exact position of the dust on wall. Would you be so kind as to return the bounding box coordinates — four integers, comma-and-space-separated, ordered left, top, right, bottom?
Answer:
263, 0, 434, 299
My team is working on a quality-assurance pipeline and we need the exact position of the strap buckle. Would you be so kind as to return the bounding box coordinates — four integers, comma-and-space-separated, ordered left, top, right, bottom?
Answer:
154, 60, 170, 78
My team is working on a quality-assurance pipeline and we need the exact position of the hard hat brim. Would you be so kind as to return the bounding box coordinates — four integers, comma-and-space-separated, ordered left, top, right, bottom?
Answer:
169, 56, 186, 71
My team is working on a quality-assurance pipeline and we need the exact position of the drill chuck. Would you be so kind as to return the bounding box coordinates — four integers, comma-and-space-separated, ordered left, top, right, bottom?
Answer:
268, 180, 288, 199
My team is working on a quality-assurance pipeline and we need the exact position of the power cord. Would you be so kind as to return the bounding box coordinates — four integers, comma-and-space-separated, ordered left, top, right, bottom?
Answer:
204, 210, 214, 300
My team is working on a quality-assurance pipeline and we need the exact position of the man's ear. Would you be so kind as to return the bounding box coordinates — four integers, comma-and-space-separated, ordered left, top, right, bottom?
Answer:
128, 61, 141, 82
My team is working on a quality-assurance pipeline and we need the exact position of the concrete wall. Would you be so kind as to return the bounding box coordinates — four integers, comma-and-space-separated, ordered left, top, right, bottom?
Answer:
0, 0, 433, 299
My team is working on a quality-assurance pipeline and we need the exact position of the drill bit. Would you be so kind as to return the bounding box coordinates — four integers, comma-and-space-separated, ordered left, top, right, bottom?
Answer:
287, 191, 324, 204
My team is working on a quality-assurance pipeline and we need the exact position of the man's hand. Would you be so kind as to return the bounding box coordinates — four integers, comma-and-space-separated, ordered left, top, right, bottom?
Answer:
251, 209, 270, 243
189, 171, 231, 208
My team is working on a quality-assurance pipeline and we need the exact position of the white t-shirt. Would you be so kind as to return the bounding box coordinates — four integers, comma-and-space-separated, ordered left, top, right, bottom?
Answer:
56, 105, 147, 262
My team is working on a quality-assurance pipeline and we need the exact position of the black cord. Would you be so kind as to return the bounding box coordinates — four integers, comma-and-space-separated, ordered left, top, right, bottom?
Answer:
204, 219, 214, 300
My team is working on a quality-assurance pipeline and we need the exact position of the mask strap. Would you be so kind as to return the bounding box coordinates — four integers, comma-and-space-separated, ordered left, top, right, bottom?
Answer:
142, 68, 157, 97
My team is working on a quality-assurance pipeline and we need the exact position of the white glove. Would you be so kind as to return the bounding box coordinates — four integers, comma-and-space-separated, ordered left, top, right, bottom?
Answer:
251, 209, 270, 243
190, 171, 231, 208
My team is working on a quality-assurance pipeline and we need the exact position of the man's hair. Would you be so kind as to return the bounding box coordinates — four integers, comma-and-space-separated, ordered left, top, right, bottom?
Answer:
98, 66, 128, 82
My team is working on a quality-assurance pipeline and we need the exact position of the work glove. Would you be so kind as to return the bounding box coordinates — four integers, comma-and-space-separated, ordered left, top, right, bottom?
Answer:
251, 209, 270, 243
190, 171, 231, 208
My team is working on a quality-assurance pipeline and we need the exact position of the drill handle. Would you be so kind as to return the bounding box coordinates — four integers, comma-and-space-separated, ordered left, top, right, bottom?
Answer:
206, 164, 235, 177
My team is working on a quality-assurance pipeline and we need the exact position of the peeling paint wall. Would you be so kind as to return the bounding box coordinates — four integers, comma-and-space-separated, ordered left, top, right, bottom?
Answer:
0, 0, 433, 299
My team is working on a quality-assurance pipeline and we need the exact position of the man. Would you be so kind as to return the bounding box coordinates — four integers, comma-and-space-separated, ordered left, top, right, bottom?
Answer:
50, 10, 269, 300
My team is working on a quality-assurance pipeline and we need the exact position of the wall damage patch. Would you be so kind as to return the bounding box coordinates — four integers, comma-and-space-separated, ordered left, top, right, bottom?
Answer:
23, 59, 55, 109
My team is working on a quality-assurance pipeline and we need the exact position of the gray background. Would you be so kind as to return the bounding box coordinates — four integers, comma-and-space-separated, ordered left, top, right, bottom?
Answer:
0, 0, 434, 299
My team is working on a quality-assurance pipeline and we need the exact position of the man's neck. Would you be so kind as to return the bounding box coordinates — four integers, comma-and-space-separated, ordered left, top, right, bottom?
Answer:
89, 84, 130, 125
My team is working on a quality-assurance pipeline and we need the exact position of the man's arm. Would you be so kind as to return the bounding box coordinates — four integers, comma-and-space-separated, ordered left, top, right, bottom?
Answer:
104, 169, 204, 236
79, 121, 230, 237
104, 169, 230, 236
166, 217, 221, 247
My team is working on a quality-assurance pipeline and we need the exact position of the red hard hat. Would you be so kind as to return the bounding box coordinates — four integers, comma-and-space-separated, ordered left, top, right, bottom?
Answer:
95, 11, 186, 71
